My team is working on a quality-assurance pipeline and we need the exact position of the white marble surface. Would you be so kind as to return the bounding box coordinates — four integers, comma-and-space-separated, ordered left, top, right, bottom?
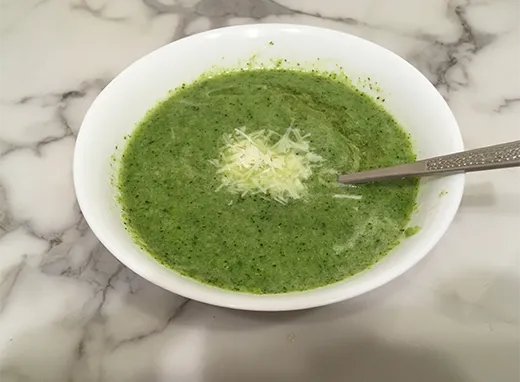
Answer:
0, 0, 519, 381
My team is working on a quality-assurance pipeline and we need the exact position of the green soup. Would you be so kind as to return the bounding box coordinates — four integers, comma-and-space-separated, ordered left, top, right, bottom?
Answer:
118, 69, 418, 294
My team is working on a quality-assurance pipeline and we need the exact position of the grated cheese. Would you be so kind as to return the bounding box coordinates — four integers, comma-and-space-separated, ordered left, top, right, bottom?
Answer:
332, 194, 363, 200
210, 127, 323, 203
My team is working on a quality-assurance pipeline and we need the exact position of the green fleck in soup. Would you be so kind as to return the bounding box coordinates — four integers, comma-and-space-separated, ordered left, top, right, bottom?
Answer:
118, 69, 419, 294
404, 225, 421, 237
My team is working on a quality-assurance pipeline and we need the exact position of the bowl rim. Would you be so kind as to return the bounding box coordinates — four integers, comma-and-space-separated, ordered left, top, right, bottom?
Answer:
74, 23, 465, 311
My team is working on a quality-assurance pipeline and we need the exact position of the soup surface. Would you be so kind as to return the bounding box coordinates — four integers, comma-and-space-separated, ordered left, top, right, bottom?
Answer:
118, 69, 418, 294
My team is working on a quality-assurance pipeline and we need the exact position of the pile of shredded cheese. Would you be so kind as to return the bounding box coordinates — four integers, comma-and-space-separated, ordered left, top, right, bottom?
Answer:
210, 127, 323, 203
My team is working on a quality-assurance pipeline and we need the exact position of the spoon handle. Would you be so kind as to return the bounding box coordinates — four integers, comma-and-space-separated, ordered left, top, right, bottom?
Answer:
338, 140, 520, 185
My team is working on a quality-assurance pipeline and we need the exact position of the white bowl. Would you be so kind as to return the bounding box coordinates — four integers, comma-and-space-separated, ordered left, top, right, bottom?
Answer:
74, 24, 464, 311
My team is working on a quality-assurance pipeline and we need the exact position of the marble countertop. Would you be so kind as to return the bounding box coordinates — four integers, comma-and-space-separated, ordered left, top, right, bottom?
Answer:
1, 0, 519, 381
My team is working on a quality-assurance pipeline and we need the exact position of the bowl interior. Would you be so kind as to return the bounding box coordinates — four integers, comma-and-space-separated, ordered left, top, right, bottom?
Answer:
74, 24, 464, 311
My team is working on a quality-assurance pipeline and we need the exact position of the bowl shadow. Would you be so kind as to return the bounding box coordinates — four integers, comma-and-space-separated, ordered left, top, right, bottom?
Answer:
200, 332, 469, 382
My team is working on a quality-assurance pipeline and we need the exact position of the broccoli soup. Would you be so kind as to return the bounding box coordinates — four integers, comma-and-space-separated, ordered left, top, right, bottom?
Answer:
118, 69, 418, 294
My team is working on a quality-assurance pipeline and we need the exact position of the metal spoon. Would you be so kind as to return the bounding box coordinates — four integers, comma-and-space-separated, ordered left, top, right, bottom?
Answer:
338, 140, 520, 185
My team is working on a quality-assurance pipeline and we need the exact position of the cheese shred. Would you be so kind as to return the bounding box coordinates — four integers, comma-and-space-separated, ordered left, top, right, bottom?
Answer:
210, 127, 323, 203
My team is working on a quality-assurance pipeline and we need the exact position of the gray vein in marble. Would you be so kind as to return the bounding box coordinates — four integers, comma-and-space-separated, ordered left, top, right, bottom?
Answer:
0, 262, 25, 314
111, 298, 190, 351
0, 79, 107, 156
427, 1, 495, 94
70, 0, 129, 22
10, 79, 107, 117
494, 97, 520, 113
0, 184, 15, 234
40, 222, 109, 281
142, 0, 188, 14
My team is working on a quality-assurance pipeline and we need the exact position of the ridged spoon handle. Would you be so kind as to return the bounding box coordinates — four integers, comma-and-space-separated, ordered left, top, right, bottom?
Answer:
338, 140, 520, 185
